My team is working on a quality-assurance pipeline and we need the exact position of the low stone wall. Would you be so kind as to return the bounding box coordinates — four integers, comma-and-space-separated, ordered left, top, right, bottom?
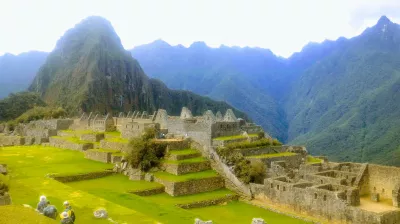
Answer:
128, 186, 165, 196
84, 150, 112, 163
49, 138, 93, 151
159, 140, 190, 151
100, 140, 129, 152
81, 133, 104, 142
0, 193, 11, 205
163, 162, 211, 175
111, 154, 123, 163
167, 152, 201, 161
50, 170, 114, 183
176, 194, 239, 209
155, 176, 224, 196
0, 136, 25, 146
248, 153, 304, 168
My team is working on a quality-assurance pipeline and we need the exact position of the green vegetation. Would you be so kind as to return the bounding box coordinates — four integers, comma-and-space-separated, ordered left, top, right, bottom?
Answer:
28, 16, 246, 119
104, 131, 121, 136
162, 157, 207, 165
168, 149, 198, 155
0, 145, 159, 223
126, 128, 167, 171
213, 134, 258, 141
153, 170, 218, 182
0, 173, 9, 192
0, 205, 57, 224
104, 137, 129, 143
0, 92, 46, 122
61, 129, 98, 135
249, 160, 267, 184
15, 106, 66, 123
51, 136, 93, 144
306, 156, 323, 164
225, 138, 282, 150
246, 152, 297, 159
1, 145, 308, 224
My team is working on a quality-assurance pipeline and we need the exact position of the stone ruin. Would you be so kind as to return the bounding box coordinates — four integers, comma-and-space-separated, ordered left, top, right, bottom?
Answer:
0, 164, 11, 206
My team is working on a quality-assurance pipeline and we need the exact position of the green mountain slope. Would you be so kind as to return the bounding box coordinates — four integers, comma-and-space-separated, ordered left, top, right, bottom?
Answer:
286, 16, 400, 165
131, 41, 289, 140
0, 52, 48, 99
29, 16, 246, 118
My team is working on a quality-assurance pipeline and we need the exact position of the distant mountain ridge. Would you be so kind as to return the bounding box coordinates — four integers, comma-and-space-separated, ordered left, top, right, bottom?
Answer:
28, 16, 247, 118
0, 51, 48, 98
3, 15, 400, 166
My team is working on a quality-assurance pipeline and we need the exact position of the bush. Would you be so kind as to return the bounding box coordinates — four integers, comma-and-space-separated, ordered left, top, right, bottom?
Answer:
217, 146, 252, 183
15, 106, 67, 124
249, 160, 266, 184
126, 128, 167, 172
257, 131, 265, 139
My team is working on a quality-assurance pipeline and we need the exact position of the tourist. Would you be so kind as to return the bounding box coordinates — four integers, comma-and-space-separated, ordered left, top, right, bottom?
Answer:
43, 201, 58, 220
63, 201, 76, 222
60, 212, 74, 224
36, 195, 47, 213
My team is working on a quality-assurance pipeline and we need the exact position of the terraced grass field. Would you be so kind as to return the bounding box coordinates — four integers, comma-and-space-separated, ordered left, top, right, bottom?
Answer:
0, 145, 310, 224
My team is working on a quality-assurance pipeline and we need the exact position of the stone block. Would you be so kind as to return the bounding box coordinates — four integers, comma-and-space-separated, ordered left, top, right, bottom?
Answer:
371, 193, 380, 202
128, 169, 145, 181
0, 192, 11, 205
0, 164, 7, 175
81, 133, 104, 142
145, 173, 154, 182
252, 218, 266, 224
194, 218, 213, 224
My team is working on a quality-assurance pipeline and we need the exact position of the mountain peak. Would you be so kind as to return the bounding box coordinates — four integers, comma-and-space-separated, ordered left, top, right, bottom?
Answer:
377, 16, 392, 26
189, 41, 208, 49
150, 39, 171, 48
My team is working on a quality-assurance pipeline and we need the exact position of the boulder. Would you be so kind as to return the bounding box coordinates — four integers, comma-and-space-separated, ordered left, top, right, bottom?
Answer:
195, 218, 213, 224
0, 164, 7, 175
251, 218, 266, 224
144, 173, 154, 182
93, 208, 108, 219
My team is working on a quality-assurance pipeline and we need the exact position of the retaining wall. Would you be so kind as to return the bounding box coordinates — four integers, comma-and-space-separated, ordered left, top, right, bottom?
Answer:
163, 161, 211, 175
50, 170, 114, 183
154, 176, 224, 196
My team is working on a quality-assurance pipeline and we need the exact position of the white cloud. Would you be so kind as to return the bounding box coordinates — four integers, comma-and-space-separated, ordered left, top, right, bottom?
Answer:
0, 0, 399, 57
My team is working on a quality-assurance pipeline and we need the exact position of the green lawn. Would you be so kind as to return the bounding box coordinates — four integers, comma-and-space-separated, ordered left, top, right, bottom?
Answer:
153, 170, 218, 182
169, 149, 199, 155
246, 152, 297, 159
0, 205, 57, 224
0, 146, 156, 224
51, 136, 93, 144
162, 157, 207, 165
0, 145, 310, 224
213, 134, 258, 141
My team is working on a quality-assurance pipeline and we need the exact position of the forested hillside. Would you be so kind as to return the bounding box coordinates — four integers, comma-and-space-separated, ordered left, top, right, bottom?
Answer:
29, 16, 246, 118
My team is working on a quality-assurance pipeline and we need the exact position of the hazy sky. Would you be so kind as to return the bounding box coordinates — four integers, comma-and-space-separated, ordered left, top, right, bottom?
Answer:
0, 0, 399, 58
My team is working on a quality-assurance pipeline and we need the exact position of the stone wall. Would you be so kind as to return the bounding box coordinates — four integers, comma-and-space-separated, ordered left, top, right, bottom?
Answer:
81, 133, 104, 142
100, 140, 129, 152
0, 136, 25, 146
84, 150, 112, 163
248, 153, 304, 168
0, 193, 11, 206
49, 138, 93, 151
211, 121, 241, 138
128, 186, 165, 196
163, 161, 211, 175
176, 194, 239, 209
365, 164, 400, 200
50, 170, 114, 182
239, 146, 287, 157
154, 176, 224, 196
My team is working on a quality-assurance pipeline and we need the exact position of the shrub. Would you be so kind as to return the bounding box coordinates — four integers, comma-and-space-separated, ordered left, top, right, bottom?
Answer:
257, 131, 265, 139
126, 128, 167, 172
15, 106, 67, 124
249, 160, 266, 184
217, 146, 253, 183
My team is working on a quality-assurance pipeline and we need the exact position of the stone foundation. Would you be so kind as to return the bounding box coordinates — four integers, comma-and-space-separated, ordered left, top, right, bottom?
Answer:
0, 193, 11, 206
176, 194, 239, 209
155, 176, 224, 196
163, 162, 211, 175
84, 150, 113, 163
100, 140, 129, 152
81, 133, 105, 142
50, 170, 114, 183
0, 136, 25, 146
49, 137, 93, 151
128, 186, 165, 196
